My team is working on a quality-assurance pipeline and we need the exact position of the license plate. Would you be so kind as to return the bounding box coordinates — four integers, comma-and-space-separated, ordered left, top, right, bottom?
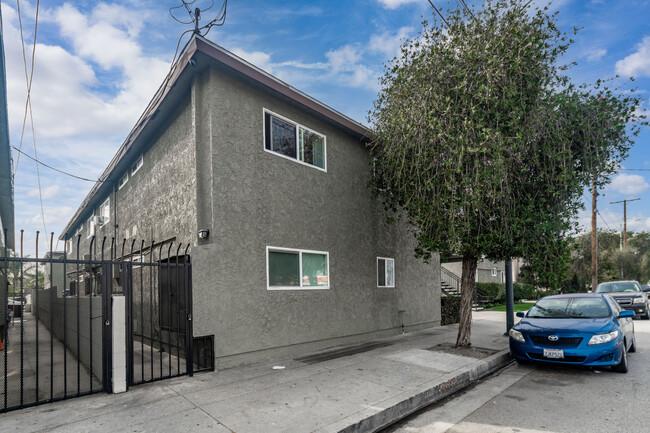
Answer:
543, 348, 564, 359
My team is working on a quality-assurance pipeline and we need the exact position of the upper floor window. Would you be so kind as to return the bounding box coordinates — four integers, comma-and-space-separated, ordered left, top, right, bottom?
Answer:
100, 198, 110, 226
131, 155, 143, 175
87, 216, 95, 238
263, 109, 326, 171
119, 173, 128, 189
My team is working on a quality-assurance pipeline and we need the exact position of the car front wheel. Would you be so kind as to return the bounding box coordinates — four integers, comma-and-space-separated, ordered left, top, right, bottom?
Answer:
612, 345, 629, 373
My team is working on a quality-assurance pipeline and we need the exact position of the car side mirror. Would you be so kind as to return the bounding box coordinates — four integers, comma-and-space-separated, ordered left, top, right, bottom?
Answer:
516, 311, 525, 318
619, 310, 634, 319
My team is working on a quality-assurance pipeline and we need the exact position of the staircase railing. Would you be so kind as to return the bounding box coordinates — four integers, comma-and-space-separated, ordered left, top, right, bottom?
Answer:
441, 267, 461, 294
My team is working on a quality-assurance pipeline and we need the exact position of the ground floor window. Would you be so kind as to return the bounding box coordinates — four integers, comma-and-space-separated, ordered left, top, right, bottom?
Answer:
267, 247, 329, 290
377, 257, 395, 288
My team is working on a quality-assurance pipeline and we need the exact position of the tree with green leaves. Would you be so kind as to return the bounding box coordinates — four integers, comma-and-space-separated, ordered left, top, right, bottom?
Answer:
369, 0, 645, 346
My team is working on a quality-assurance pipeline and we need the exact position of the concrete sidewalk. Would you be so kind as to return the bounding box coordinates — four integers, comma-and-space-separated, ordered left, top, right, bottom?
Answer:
0, 311, 513, 433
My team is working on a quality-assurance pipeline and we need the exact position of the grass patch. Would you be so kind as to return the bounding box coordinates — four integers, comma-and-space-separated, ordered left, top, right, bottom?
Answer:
490, 302, 535, 312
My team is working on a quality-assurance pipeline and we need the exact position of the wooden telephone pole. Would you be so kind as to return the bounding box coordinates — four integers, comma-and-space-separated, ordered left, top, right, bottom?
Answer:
610, 198, 640, 248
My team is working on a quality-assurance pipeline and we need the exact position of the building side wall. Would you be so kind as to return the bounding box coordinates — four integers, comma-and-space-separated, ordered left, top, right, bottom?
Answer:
68, 95, 197, 260
191, 68, 440, 368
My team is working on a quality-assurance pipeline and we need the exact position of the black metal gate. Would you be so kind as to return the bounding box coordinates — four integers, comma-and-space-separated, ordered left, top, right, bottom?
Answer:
1, 230, 111, 413
122, 241, 194, 387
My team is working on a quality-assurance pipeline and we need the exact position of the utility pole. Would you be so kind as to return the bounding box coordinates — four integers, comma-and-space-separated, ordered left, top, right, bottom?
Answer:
591, 178, 598, 291
610, 198, 640, 248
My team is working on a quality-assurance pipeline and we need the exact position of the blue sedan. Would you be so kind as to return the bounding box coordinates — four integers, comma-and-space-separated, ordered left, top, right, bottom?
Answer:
509, 294, 636, 373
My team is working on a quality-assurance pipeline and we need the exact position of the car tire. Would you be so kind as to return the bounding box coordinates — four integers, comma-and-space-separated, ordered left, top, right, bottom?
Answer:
612, 345, 629, 373
515, 358, 528, 365
629, 336, 637, 353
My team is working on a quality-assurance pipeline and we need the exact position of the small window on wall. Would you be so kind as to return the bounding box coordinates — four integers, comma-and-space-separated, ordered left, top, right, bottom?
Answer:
100, 198, 110, 226
131, 155, 143, 175
267, 247, 329, 290
264, 110, 326, 170
119, 174, 128, 189
377, 257, 395, 288
491, 267, 498, 277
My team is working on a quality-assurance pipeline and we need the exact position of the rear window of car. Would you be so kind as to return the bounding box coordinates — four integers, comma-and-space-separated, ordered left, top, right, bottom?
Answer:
595, 282, 640, 293
527, 297, 611, 319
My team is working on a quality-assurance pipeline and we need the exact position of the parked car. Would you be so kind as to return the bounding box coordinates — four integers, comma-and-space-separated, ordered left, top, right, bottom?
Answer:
595, 280, 649, 320
509, 294, 635, 373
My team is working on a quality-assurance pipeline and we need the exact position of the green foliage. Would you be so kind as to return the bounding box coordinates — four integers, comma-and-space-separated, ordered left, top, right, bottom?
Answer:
476, 282, 505, 302
477, 282, 539, 302
567, 230, 650, 286
441, 296, 461, 325
369, 0, 646, 291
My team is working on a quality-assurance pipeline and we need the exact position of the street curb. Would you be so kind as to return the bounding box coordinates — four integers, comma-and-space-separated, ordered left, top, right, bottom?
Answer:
335, 348, 513, 433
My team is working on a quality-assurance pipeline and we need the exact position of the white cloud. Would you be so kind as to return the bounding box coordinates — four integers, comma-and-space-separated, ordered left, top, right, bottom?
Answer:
377, 0, 421, 9
615, 36, 650, 78
585, 48, 607, 62
609, 174, 650, 195
27, 185, 60, 199
231, 48, 275, 73
368, 26, 414, 60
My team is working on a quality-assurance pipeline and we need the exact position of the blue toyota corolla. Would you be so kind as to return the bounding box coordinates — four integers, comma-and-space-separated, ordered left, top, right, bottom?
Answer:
509, 293, 635, 373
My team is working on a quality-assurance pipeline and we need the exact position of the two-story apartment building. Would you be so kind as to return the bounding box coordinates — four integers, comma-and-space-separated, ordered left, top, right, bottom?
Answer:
60, 36, 441, 369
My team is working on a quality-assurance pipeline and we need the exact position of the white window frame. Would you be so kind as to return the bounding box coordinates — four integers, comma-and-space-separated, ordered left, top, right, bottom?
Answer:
131, 155, 143, 175
119, 173, 129, 189
491, 267, 498, 277
262, 108, 327, 172
100, 198, 110, 226
377, 257, 395, 288
66, 240, 71, 254
87, 215, 95, 238
266, 246, 330, 290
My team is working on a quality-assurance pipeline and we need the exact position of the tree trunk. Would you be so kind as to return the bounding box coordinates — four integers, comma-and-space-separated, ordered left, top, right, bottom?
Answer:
456, 254, 478, 347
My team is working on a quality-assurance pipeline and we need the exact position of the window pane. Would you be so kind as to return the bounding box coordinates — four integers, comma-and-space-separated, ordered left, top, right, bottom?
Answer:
269, 251, 300, 287
300, 128, 325, 169
271, 116, 297, 159
378, 259, 386, 286
302, 253, 328, 287
386, 259, 394, 286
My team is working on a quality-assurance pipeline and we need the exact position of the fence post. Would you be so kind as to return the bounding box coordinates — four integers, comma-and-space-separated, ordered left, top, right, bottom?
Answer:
111, 295, 126, 393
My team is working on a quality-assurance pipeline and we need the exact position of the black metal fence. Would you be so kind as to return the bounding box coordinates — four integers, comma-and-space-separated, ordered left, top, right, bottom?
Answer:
121, 240, 194, 386
1, 230, 110, 413
1, 230, 207, 414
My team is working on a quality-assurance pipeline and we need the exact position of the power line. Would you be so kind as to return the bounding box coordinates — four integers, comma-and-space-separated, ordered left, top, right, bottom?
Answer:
618, 168, 650, 172
458, 0, 476, 20
11, 145, 103, 183
597, 211, 611, 229
426, 0, 450, 28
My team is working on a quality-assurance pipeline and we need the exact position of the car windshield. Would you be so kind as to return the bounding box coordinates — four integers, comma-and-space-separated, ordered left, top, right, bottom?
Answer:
595, 282, 640, 293
526, 297, 610, 319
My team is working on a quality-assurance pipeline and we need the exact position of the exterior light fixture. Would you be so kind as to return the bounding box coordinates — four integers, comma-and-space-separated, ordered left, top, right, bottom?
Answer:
198, 229, 210, 239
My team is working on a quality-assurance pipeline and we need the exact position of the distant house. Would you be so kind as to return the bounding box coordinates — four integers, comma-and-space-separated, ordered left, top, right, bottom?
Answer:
60, 36, 441, 369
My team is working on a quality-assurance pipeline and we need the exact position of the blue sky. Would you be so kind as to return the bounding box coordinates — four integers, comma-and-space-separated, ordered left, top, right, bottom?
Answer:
2, 0, 650, 255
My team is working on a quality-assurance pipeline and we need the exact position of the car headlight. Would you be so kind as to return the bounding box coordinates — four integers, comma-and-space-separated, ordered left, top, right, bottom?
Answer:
588, 331, 619, 345
633, 297, 645, 304
509, 328, 525, 343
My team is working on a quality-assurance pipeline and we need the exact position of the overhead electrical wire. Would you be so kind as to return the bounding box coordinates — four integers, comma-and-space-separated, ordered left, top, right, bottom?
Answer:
13, 0, 49, 249
11, 145, 102, 183
597, 211, 611, 230
427, 0, 450, 28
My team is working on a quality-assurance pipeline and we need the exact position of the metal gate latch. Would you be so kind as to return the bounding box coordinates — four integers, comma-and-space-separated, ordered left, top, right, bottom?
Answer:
187, 314, 192, 321
105, 320, 110, 326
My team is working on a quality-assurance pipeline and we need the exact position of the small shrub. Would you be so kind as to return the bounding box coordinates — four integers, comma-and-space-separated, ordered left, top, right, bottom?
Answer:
441, 296, 461, 325
513, 283, 536, 301
476, 282, 505, 303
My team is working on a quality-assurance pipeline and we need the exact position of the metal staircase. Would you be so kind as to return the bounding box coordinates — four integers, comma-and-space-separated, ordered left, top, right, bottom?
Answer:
441, 267, 493, 311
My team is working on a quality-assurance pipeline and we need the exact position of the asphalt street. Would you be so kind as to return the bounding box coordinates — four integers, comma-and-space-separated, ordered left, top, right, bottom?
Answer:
386, 318, 650, 433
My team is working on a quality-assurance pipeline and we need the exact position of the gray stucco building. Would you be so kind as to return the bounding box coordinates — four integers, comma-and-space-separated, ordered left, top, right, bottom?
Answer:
60, 36, 441, 369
